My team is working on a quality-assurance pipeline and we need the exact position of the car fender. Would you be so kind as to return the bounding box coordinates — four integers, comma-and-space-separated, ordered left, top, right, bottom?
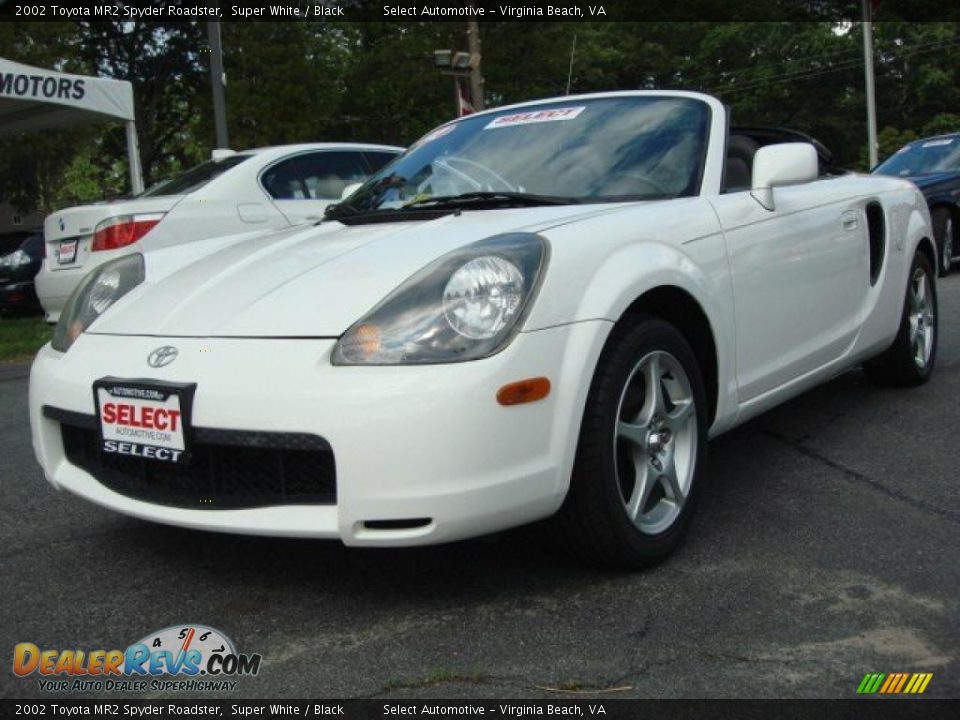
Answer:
908, 199, 935, 255
572, 241, 717, 321
855, 188, 935, 361
924, 191, 958, 212
529, 232, 738, 436
900, 190, 935, 274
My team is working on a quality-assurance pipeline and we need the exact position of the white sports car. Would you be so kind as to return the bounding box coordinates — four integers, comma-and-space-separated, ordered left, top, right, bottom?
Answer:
35, 143, 402, 322
29, 91, 937, 567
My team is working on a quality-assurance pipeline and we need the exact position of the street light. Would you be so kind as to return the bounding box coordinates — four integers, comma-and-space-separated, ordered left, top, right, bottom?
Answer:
433, 49, 476, 116
434, 22, 484, 117
434, 50, 473, 71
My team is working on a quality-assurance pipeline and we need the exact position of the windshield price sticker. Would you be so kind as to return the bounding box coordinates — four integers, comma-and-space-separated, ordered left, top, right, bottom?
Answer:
484, 106, 586, 130
96, 384, 187, 463
414, 124, 456, 147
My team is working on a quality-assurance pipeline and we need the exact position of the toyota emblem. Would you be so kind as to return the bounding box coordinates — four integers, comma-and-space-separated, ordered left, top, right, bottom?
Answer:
147, 346, 179, 368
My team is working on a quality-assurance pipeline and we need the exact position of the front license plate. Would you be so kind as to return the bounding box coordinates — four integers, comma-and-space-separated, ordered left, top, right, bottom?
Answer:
58, 239, 78, 265
93, 379, 197, 464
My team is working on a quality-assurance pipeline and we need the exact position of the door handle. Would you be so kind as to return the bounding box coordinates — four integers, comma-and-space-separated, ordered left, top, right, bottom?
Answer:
842, 211, 859, 231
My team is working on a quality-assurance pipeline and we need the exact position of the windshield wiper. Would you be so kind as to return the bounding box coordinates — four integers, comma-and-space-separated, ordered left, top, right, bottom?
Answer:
323, 200, 359, 221
324, 190, 579, 225
402, 191, 580, 210
323, 174, 410, 222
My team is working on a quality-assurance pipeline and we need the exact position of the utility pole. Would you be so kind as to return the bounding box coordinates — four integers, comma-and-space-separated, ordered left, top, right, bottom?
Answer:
862, 0, 878, 167
207, 20, 230, 149
466, 20, 485, 111
565, 33, 577, 95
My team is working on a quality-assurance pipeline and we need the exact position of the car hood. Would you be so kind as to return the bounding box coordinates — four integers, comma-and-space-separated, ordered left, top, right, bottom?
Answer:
896, 171, 960, 191
89, 204, 625, 338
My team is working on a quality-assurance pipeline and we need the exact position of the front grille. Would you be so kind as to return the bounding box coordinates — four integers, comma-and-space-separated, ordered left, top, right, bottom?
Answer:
51, 408, 336, 510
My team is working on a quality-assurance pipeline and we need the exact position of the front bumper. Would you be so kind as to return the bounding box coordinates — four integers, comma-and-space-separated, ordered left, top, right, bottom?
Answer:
29, 322, 610, 546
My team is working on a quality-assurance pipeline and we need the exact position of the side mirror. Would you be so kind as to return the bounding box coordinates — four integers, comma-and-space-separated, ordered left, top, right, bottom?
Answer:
340, 182, 362, 201
751, 142, 818, 211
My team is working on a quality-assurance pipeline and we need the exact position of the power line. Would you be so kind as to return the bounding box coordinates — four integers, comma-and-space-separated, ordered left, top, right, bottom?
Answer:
705, 36, 959, 94
705, 37, 960, 96
697, 34, 958, 94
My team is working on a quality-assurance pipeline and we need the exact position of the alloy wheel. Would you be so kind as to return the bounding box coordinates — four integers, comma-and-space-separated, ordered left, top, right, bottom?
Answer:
944, 216, 954, 268
614, 350, 698, 535
908, 267, 935, 369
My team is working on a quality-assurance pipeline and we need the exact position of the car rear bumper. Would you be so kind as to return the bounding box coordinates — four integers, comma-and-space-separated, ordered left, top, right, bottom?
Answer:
0, 280, 41, 312
29, 322, 610, 546
35, 265, 82, 322
35, 250, 120, 322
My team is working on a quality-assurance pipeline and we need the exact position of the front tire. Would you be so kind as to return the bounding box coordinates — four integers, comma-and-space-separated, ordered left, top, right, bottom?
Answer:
864, 250, 937, 387
554, 317, 709, 568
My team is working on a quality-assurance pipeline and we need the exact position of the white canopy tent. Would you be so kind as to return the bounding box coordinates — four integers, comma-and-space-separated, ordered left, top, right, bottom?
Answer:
0, 57, 144, 194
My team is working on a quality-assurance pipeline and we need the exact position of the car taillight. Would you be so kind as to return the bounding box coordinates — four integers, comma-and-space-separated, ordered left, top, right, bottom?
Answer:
91, 213, 165, 252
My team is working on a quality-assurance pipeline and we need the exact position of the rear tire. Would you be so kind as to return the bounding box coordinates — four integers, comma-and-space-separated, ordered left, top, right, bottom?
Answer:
932, 208, 954, 277
553, 317, 709, 569
864, 250, 937, 387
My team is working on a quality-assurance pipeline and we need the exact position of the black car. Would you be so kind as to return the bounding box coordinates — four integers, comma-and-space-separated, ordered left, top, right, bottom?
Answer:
0, 229, 44, 315
0, 229, 35, 257
873, 133, 960, 276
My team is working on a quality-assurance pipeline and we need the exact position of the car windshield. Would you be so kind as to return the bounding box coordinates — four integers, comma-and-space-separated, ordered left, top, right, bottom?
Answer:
138, 155, 252, 197
875, 137, 960, 176
340, 96, 711, 215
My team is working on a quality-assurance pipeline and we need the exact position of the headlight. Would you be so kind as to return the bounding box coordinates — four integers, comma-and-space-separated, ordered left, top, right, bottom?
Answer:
443, 256, 525, 339
1, 249, 31, 269
332, 233, 548, 365
51, 254, 145, 352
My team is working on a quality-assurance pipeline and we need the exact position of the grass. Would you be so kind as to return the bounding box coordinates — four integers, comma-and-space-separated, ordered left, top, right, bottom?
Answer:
0, 316, 53, 363
383, 667, 486, 691
533, 678, 635, 694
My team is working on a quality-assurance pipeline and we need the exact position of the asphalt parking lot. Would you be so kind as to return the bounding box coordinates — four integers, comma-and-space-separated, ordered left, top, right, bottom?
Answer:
1, 279, 958, 701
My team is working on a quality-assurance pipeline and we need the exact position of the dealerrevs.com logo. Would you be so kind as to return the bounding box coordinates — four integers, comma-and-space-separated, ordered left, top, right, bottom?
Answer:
13, 625, 262, 693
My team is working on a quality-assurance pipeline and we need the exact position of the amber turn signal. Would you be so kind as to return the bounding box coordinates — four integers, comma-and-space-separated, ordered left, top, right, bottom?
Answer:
497, 377, 551, 406
351, 323, 382, 359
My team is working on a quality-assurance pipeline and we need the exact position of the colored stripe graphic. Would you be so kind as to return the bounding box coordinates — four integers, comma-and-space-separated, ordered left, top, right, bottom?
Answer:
857, 673, 886, 694
858, 672, 932, 694
879, 674, 897, 693
892, 673, 909, 693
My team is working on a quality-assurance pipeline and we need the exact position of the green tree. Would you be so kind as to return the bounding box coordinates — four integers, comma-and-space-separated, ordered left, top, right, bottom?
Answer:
74, 21, 210, 185
333, 22, 463, 145
0, 22, 91, 212
216, 22, 351, 148
3, 19, 960, 212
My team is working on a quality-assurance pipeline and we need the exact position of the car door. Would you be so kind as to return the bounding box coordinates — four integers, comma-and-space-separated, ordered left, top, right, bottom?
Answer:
711, 179, 870, 401
263, 151, 375, 224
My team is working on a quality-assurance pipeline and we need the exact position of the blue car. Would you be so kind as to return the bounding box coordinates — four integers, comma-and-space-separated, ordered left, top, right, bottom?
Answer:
874, 133, 960, 276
